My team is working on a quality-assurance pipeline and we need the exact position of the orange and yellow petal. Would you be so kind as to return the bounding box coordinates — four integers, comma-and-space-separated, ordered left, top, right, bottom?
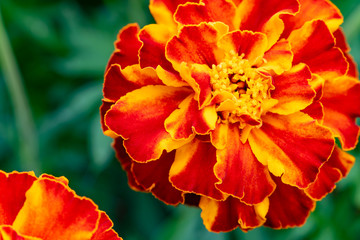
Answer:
166, 23, 225, 71
288, 20, 348, 80
321, 76, 360, 150
175, 0, 237, 30
236, 0, 299, 48
0, 171, 36, 225
199, 196, 268, 232
305, 146, 355, 200
105, 85, 192, 162
282, 0, 343, 37
12, 178, 99, 240
170, 139, 225, 200
248, 112, 334, 188
265, 177, 315, 228
270, 64, 315, 115
131, 151, 184, 205
91, 212, 122, 240
0, 226, 40, 240
260, 39, 293, 74
106, 23, 142, 70
214, 124, 275, 204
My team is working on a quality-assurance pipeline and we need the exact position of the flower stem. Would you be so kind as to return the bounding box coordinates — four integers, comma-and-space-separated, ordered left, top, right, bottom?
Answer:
0, 7, 40, 172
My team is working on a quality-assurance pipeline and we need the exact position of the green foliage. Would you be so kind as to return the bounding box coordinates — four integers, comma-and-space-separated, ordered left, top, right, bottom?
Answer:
0, 0, 360, 239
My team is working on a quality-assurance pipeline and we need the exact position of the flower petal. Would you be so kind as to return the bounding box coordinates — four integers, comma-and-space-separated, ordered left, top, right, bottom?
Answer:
132, 151, 184, 205
103, 64, 162, 102
288, 20, 348, 79
248, 112, 335, 188
139, 24, 174, 71
0, 171, 36, 225
0, 226, 40, 240
106, 23, 142, 70
91, 211, 123, 240
236, 0, 299, 47
265, 177, 315, 228
166, 23, 225, 71
282, 0, 343, 37
165, 94, 217, 140
169, 139, 225, 200
12, 178, 99, 240
199, 196, 268, 232
270, 64, 315, 115
214, 124, 276, 204
105, 85, 192, 162
175, 0, 236, 30
305, 146, 355, 200
259, 39, 293, 74
321, 76, 360, 150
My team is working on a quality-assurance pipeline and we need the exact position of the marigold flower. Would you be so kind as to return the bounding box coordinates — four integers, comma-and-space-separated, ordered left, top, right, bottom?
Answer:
101, 0, 360, 232
0, 170, 122, 240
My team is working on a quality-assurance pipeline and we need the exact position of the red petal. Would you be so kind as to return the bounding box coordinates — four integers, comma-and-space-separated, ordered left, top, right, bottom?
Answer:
139, 24, 174, 71
105, 85, 192, 162
106, 23, 142, 70
170, 139, 225, 200
214, 124, 275, 204
103, 64, 161, 102
0, 171, 36, 225
288, 20, 348, 79
165, 95, 217, 139
175, 0, 236, 30
265, 177, 315, 228
305, 146, 355, 200
132, 151, 184, 205
0, 226, 40, 240
270, 64, 315, 115
200, 196, 268, 232
321, 76, 360, 150
237, 0, 299, 47
248, 112, 334, 188
166, 23, 224, 70
91, 212, 122, 240
12, 178, 99, 240
282, 0, 343, 37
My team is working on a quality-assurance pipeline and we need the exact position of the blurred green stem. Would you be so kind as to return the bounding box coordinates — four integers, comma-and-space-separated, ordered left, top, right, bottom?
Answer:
0, 7, 40, 172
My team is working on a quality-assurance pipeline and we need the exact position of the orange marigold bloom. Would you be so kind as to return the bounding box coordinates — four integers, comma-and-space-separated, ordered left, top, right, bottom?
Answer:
0, 170, 122, 240
101, 0, 360, 232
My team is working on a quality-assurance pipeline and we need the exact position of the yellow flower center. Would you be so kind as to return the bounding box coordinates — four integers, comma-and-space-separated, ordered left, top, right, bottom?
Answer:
210, 50, 272, 127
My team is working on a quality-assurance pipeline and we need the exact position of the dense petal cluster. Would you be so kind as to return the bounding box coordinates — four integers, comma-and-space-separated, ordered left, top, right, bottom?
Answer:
0, 170, 122, 240
101, 0, 360, 232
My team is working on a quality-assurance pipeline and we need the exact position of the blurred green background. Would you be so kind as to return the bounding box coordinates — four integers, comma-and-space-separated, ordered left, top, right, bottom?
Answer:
0, 0, 360, 239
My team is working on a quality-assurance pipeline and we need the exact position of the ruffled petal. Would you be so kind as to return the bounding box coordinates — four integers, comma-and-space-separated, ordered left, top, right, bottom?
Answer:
91, 212, 123, 240
139, 24, 174, 71
0, 226, 40, 240
218, 30, 267, 66
265, 177, 315, 228
131, 150, 184, 205
165, 94, 217, 139
270, 64, 315, 115
106, 23, 142, 70
305, 146, 355, 200
175, 0, 237, 30
321, 76, 360, 150
248, 112, 335, 188
105, 85, 192, 162
288, 20, 348, 79
259, 39, 293, 74
103, 64, 162, 102
214, 124, 275, 204
199, 196, 268, 232
169, 139, 225, 200
236, 0, 299, 48
282, 0, 343, 37
12, 178, 99, 240
166, 23, 225, 71
0, 171, 36, 225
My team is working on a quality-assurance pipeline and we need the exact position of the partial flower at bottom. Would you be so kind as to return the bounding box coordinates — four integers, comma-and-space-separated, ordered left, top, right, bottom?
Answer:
0, 170, 122, 240
101, 0, 360, 232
